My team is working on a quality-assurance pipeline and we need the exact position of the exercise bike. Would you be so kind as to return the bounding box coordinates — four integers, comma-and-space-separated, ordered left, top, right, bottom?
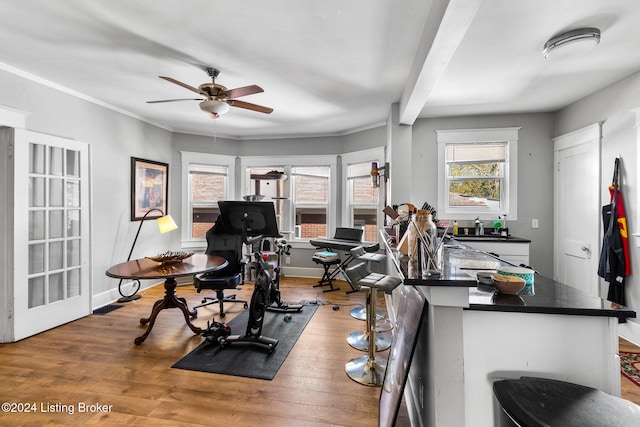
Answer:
201, 201, 302, 353
254, 237, 303, 314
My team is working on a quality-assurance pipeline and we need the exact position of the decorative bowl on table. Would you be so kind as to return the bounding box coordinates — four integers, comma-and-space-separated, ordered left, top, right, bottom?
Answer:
492, 274, 526, 295
146, 251, 194, 264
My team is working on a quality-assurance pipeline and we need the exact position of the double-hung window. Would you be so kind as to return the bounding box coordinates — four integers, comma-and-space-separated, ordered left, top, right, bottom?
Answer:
292, 166, 330, 239
437, 128, 519, 220
240, 156, 337, 243
342, 148, 383, 242
180, 152, 235, 248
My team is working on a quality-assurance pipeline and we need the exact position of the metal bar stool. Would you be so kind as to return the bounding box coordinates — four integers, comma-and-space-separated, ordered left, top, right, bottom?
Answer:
344, 261, 402, 386
348, 246, 388, 321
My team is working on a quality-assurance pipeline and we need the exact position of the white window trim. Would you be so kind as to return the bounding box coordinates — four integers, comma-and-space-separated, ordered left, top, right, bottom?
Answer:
341, 147, 385, 230
240, 155, 337, 247
180, 151, 236, 249
436, 128, 519, 221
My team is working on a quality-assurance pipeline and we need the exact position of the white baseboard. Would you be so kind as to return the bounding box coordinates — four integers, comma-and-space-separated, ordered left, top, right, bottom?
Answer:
280, 266, 329, 279
92, 280, 162, 310
619, 319, 640, 347
92, 267, 341, 310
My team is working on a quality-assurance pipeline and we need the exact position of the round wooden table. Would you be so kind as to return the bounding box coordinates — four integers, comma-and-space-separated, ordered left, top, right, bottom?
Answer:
106, 254, 228, 344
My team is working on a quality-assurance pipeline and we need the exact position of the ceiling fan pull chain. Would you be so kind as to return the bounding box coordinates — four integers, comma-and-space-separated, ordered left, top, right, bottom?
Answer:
212, 118, 217, 144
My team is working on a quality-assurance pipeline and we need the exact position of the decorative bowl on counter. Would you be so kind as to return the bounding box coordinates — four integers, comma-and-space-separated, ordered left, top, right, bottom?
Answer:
492, 274, 526, 295
497, 266, 534, 285
146, 251, 194, 264
476, 271, 495, 286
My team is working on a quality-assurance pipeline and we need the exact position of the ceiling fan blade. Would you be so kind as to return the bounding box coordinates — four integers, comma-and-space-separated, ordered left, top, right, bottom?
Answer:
224, 85, 264, 99
147, 98, 204, 104
159, 76, 205, 95
227, 99, 273, 114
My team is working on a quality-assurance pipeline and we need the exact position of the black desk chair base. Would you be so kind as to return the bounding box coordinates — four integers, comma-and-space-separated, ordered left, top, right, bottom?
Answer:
193, 272, 248, 318
193, 290, 248, 318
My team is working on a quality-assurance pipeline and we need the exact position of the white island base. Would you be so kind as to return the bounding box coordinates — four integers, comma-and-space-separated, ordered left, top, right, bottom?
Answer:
390, 287, 621, 427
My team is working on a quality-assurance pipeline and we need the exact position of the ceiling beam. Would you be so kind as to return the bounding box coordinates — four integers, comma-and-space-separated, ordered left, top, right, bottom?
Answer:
399, 0, 483, 125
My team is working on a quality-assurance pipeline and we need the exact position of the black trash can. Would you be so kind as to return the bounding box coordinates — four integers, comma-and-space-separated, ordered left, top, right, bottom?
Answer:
493, 376, 640, 426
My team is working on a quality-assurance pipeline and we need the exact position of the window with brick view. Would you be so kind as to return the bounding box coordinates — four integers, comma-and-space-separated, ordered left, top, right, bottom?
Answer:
190, 164, 227, 239
347, 162, 379, 242
292, 166, 329, 240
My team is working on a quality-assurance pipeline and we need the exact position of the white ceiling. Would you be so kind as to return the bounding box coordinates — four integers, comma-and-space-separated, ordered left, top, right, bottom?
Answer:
1, 0, 639, 140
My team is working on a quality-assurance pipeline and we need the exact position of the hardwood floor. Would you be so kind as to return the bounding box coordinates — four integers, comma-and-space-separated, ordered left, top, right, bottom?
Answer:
0, 277, 388, 426
0, 276, 638, 426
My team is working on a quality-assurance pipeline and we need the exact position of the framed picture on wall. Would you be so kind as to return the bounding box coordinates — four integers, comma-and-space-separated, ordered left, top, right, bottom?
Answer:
131, 157, 169, 221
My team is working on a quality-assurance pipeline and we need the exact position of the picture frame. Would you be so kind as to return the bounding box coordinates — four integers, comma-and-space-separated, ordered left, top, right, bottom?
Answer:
131, 157, 169, 221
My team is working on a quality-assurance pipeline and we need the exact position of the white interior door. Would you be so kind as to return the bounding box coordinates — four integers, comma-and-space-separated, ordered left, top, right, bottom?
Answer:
11, 129, 91, 341
553, 124, 601, 297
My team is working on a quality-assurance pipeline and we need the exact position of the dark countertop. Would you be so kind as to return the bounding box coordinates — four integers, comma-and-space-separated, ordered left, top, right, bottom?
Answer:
453, 234, 531, 243
381, 232, 635, 319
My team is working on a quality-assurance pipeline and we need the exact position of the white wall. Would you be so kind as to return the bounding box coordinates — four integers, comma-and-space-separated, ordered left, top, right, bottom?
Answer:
411, 113, 556, 277
555, 71, 640, 342
0, 68, 175, 307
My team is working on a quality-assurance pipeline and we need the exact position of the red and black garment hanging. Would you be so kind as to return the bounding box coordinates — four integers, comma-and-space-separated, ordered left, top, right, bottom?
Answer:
598, 157, 630, 305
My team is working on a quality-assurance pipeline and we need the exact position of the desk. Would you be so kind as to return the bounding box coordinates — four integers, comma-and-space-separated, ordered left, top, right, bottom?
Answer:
106, 254, 228, 344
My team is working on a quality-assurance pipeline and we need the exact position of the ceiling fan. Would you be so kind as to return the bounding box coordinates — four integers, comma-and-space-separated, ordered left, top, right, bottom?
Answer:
147, 67, 273, 118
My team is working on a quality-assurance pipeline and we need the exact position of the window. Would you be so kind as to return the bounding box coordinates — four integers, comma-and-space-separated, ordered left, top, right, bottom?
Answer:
292, 166, 330, 240
437, 128, 519, 220
181, 152, 235, 247
240, 156, 337, 243
342, 148, 383, 242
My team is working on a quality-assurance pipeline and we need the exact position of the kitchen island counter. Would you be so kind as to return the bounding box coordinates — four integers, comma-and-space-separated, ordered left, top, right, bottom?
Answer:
381, 232, 635, 427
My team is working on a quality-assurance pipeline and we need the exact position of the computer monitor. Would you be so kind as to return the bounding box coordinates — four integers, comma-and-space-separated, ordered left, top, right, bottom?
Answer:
218, 201, 281, 238
378, 285, 427, 427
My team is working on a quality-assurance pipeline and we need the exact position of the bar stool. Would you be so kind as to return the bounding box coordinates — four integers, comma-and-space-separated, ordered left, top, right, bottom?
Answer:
348, 246, 387, 321
344, 261, 402, 386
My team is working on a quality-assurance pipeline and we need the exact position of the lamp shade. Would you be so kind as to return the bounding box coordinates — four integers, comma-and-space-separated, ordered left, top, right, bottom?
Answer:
157, 214, 178, 234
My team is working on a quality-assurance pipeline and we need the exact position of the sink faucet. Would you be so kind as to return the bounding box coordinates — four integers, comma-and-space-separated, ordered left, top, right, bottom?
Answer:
475, 217, 484, 236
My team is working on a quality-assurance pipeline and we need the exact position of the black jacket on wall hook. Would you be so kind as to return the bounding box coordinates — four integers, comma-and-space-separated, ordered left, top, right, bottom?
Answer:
598, 157, 631, 306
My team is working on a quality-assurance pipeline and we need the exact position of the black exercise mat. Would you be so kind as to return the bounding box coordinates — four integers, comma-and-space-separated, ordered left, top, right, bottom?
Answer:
172, 304, 318, 380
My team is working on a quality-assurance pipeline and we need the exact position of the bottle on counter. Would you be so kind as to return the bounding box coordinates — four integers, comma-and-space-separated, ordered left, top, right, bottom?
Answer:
425, 212, 441, 276
408, 209, 428, 261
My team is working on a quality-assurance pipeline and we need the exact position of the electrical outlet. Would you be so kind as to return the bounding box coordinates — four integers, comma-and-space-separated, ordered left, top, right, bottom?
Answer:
285, 256, 291, 264
532, 219, 539, 229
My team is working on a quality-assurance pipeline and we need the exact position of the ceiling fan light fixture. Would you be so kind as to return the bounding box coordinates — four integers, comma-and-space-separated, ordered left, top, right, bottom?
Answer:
199, 99, 230, 115
543, 27, 601, 58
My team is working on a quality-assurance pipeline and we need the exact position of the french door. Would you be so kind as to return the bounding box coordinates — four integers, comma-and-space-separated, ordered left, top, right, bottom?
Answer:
3, 128, 91, 341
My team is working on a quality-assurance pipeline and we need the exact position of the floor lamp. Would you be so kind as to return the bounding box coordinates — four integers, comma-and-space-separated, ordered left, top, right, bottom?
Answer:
117, 208, 178, 302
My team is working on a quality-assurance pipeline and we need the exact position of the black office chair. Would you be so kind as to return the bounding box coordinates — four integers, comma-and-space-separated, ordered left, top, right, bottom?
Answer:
193, 222, 248, 318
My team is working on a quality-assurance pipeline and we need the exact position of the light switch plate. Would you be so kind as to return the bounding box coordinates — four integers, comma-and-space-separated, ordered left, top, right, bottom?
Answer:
532, 219, 539, 229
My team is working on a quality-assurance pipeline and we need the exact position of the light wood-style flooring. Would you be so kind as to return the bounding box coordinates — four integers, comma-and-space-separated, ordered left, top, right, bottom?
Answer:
0, 276, 638, 426
0, 277, 391, 426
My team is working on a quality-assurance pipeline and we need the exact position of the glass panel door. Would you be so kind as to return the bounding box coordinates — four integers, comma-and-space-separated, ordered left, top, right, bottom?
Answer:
10, 129, 91, 341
